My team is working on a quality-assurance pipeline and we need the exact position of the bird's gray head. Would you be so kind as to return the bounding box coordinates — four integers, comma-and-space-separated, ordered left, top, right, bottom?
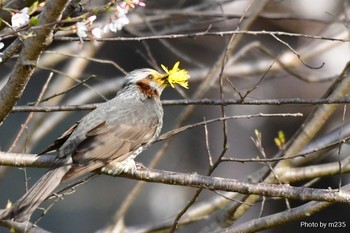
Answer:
122, 68, 169, 98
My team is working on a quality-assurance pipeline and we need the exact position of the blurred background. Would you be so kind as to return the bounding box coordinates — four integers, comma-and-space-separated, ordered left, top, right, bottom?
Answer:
1, 0, 350, 232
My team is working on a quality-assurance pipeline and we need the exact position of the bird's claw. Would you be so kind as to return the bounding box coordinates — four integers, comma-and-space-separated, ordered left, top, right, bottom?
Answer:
101, 159, 137, 175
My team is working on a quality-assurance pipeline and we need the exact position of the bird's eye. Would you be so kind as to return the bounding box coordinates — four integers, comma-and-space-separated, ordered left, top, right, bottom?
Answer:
147, 74, 154, 80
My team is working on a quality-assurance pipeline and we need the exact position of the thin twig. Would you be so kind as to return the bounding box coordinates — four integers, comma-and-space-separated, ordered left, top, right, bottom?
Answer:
8, 73, 53, 151
12, 98, 350, 113
204, 118, 213, 167
54, 30, 350, 43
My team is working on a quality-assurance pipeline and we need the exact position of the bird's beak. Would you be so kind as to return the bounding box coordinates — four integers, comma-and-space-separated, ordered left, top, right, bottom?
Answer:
158, 73, 171, 86
152, 72, 170, 88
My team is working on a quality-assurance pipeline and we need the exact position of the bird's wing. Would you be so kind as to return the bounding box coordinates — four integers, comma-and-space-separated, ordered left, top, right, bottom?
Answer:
62, 120, 158, 181
38, 122, 79, 155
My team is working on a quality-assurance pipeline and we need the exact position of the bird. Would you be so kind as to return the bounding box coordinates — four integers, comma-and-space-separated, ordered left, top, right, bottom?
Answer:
0, 63, 189, 223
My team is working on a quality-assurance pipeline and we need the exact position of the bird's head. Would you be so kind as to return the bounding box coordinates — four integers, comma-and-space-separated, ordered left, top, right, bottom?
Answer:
124, 62, 190, 98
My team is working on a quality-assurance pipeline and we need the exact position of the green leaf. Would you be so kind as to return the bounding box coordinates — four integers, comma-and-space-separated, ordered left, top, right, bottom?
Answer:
29, 17, 40, 26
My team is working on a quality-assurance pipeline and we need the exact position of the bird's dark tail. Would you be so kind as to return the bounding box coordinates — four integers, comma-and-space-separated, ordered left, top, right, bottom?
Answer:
0, 164, 70, 222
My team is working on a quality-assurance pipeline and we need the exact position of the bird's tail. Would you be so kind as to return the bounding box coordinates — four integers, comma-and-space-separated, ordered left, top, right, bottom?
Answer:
0, 164, 70, 222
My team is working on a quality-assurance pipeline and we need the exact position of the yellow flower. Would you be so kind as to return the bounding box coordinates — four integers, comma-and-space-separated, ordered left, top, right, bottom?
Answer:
160, 61, 190, 89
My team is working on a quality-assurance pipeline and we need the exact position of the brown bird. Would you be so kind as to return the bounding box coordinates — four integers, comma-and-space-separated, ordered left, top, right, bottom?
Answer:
0, 65, 189, 223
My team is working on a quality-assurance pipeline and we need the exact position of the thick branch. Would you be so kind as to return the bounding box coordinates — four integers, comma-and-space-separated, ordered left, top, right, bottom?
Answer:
0, 220, 49, 233
1, 152, 350, 204
122, 169, 350, 204
0, 0, 71, 123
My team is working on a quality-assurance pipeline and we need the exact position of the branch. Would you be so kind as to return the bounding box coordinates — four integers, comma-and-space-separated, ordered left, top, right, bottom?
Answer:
95, 168, 350, 204
0, 219, 50, 233
0, 0, 71, 123
0, 152, 55, 168
54, 30, 350, 43
278, 157, 350, 183
215, 200, 333, 233
224, 60, 350, 223
10, 98, 350, 113
1, 152, 350, 204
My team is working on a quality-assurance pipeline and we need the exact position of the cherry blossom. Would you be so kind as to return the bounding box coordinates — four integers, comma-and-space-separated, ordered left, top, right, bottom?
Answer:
74, 0, 146, 42
87, 15, 97, 24
104, 13, 130, 33
120, 0, 146, 9
76, 22, 88, 39
91, 27, 103, 38
75, 15, 98, 41
11, 7, 30, 28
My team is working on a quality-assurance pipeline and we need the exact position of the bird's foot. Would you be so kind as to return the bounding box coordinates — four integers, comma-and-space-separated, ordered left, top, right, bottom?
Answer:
135, 162, 146, 170
101, 159, 137, 175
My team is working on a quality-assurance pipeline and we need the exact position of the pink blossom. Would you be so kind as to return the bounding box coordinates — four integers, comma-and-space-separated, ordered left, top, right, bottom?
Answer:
119, 0, 146, 9
75, 15, 98, 41
11, 7, 30, 28
76, 22, 88, 39
87, 15, 97, 25
91, 27, 103, 38
106, 14, 130, 33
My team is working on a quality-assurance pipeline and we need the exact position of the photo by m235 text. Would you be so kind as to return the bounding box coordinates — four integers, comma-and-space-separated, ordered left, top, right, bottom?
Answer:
300, 221, 347, 229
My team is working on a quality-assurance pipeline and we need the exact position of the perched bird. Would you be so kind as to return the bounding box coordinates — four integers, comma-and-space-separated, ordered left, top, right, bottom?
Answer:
0, 62, 189, 223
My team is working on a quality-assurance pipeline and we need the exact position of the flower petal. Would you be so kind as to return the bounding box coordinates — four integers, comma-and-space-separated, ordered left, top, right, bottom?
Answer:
160, 61, 190, 89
